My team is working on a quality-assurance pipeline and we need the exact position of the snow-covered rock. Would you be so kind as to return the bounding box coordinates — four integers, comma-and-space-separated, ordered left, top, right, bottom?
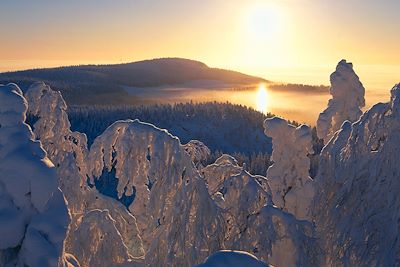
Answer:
317, 59, 365, 143
25, 82, 144, 266
0, 83, 70, 267
314, 83, 400, 266
264, 117, 314, 220
195, 250, 271, 267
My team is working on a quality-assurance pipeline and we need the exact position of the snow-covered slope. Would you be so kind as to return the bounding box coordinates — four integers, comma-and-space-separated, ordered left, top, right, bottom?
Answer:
317, 59, 365, 143
0, 83, 72, 267
314, 83, 400, 266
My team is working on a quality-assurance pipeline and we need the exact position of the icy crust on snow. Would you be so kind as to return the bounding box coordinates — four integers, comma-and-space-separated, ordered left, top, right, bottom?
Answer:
314, 84, 400, 266
25, 82, 145, 266
317, 59, 365, 143
0, 83, 70, 267
263, 117, 314, 220
195, 250, 271, 267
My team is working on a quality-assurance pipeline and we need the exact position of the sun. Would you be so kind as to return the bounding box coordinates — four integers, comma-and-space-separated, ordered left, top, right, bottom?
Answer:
245, 4, 283, 42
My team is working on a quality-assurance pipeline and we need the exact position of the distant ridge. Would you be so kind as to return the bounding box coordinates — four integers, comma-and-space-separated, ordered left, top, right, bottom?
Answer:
0, 58, 267, 105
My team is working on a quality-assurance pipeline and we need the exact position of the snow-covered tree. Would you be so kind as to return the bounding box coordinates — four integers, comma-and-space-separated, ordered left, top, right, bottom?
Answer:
317, 59, 365, 143
25, 82, 318, 266
25, 82, 145, 266
86, 115, 317, 266
201, 155, 318, 266
314, 83, 400, 266
0, 83, 73, 267
264, 117, 314, 220
67, 209, 137, 267
87, 119, 225, 266
183, 140, 211, 168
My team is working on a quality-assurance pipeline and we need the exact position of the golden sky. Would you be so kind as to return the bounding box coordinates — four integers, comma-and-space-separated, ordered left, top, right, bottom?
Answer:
1, 0, 399, 89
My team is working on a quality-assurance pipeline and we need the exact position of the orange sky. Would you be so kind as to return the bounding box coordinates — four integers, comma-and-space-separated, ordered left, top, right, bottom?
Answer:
1, 0, 399, 90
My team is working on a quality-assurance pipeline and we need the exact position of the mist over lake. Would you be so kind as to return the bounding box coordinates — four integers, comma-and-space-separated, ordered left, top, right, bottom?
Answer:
124, 82, 389, 125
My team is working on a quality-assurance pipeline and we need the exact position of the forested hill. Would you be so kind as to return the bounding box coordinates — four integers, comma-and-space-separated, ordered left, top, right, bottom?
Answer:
0, 58, 266, 105
64, 102, 275, 175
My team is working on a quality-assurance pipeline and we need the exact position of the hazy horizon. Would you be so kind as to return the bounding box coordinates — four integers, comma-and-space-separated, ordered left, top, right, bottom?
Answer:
1, 0, 399, 91
1, 58, 398, 91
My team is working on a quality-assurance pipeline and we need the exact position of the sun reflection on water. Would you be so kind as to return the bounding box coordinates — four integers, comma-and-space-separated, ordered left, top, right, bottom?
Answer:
256, 83, 269, 114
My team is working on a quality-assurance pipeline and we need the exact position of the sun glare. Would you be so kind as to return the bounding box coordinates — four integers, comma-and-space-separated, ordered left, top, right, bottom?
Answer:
245, 4, 283, 42
256, 83, 269, 114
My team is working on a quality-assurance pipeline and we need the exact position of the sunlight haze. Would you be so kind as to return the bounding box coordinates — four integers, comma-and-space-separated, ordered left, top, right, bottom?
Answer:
1, 0, 399, 90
